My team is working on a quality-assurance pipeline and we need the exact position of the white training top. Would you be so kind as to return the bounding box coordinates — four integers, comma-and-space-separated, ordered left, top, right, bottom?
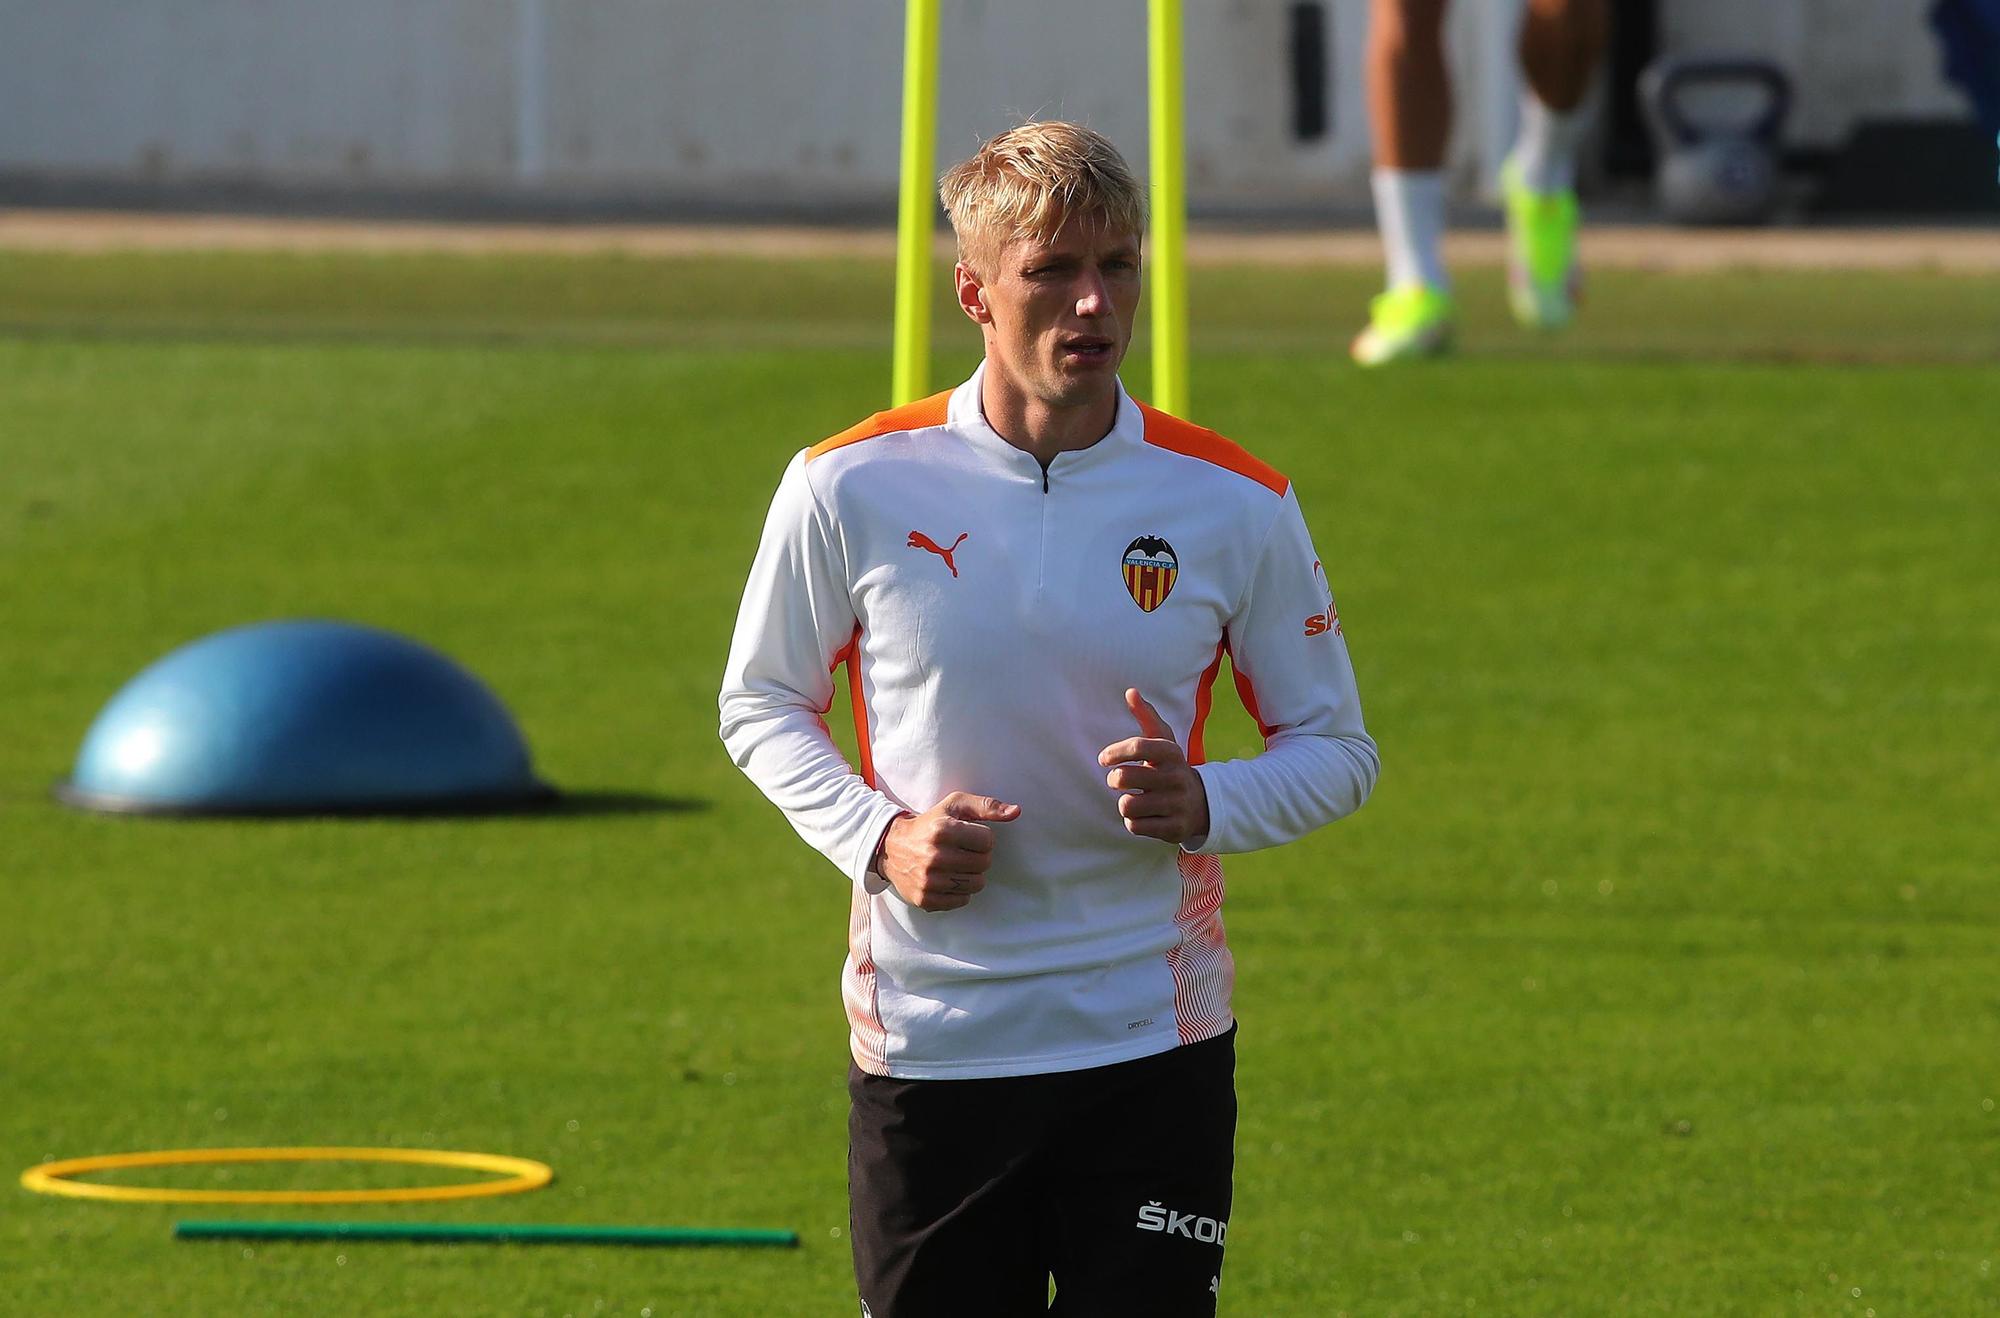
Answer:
720, 366, 1378, 1079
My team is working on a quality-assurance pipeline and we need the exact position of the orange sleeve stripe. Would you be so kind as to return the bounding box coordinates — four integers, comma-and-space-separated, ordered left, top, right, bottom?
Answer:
1186, 639, 1228, 767
807, 390, 955, 462
826, 624, 876, 787
1189, 635, 1279, 766
1135, 402, 1290, 497
845, 639, 876, 789
1230, 657, 1278, 742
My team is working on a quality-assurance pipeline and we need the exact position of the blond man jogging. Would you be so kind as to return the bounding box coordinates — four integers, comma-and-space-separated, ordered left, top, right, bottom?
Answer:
720, 121, 1378, 1316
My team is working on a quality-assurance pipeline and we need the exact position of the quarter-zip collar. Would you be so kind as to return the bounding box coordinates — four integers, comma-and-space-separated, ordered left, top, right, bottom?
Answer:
948, 362, 1143, 489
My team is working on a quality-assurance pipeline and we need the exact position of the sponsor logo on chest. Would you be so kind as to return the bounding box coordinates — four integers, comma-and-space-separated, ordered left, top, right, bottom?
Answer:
907, 529, 969, 578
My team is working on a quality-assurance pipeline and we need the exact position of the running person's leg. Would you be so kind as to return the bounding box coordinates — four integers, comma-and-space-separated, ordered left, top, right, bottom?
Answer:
848, 1065, 1055, 1318
1503, 0, 1609, 328
1044, 1028, 1239, 1317
1518, 0, 1605, 125
1354, 0, 1456, 366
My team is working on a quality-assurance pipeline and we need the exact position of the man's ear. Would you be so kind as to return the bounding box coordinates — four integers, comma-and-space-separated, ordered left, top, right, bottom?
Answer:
955, 262, 991, 326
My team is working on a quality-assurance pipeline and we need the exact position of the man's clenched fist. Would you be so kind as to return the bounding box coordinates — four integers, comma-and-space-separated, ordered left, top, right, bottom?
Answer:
876, 792, 1023, 912
1098, 687, 1210, 846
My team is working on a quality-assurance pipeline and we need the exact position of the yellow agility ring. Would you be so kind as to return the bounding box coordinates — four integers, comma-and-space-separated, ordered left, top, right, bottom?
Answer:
19, 1147, 553, 1206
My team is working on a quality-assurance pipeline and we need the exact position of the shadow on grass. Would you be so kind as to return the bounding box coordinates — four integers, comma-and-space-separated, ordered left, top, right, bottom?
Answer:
45, 783, 709, 821
538, 789, 709, 818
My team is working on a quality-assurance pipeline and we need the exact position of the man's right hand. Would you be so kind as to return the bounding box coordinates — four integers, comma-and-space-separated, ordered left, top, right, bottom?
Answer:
877, 793, 1023, 912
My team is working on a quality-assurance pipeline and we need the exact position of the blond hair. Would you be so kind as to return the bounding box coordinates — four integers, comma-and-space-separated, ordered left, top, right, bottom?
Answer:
939, 121, 1145, 277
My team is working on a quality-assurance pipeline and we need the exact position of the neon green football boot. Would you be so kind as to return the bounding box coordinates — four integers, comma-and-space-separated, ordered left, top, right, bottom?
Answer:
1502, 160, 1581, 331
1349, 284, 1455, 367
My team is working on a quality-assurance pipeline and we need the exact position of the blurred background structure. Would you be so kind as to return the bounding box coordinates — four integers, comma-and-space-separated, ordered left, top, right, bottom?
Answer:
0, 0, 1990, 221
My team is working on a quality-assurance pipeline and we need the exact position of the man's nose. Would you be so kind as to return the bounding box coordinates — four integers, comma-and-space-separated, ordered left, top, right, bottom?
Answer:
1074, 274, 1111, 317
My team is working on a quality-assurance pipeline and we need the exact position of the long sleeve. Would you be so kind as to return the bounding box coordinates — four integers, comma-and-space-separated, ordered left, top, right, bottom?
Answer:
719, 451, 904, 889
1189, 487, 1380, 854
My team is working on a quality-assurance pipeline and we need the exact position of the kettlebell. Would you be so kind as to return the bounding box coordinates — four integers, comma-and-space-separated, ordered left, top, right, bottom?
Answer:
1640, 56, 1793, 225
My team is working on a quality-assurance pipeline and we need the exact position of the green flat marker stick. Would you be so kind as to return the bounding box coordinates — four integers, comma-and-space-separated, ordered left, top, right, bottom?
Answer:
175, 1220, 799, 1248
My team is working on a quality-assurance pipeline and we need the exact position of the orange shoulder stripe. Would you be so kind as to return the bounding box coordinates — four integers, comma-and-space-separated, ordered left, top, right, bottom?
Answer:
1135, 402, 1289, 497
807, 390, 954, 462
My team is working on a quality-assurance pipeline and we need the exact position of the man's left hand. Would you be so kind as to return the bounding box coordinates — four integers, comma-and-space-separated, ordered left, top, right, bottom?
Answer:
1098, 688, 1210, 846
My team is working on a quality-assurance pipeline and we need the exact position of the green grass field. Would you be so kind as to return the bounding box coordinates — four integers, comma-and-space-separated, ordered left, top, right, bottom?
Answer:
3, 245, 1997, 1315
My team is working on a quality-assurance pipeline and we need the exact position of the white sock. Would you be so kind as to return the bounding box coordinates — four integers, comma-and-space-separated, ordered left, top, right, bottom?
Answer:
1508, 93, 1586, 195
1370, 169, 1449, 293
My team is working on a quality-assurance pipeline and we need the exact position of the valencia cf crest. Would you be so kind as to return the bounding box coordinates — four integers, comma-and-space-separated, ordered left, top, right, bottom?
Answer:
1122, 535, 1179, 612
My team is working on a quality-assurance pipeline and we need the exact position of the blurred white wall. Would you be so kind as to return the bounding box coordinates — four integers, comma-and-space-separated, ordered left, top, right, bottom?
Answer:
1660, 0, 1966, 147
0, 0, 1526, 213
0, 0, 1972, 216
0, 2, 518, 180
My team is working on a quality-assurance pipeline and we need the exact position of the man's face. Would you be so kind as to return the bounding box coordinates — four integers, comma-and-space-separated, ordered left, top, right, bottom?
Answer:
958, 212, 1142, 413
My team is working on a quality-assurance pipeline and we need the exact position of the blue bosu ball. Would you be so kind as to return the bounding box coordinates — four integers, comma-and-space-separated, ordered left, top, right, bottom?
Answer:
59, 620, 553, 815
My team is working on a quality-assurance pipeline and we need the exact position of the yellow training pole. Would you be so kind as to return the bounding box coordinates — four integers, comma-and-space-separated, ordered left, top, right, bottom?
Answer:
892, 0, 942, 406
1147, 0, 1189, 418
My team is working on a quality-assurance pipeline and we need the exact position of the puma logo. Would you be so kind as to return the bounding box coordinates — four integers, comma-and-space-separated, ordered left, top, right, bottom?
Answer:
907, 530, 969, 578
